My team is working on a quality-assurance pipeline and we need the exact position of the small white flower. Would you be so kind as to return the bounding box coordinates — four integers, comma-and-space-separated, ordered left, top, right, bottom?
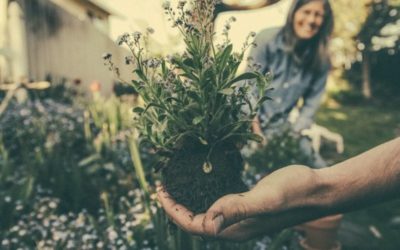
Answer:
18, 229, 27, 236
97, 241, 104, 248
59, 215, 67, 223
108, 228, 118, 242
66, 240, 75, 249
49, 201, 57, 209
43, 219, 50, 227
126, 230, 133, 239
82, 234, 91, 242
118, 214, 127, 223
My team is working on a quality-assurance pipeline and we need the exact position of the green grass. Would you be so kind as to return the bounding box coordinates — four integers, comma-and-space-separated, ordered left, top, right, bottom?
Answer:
315, 100, 400, 249
317, 103, 400, 161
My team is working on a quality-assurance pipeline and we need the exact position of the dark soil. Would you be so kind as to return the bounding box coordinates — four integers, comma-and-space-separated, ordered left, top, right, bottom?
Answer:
162, 142, 248, 213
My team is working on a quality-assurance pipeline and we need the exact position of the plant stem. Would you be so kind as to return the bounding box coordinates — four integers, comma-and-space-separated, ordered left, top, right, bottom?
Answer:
128, 133, 152, 216
269, 229, 294, 250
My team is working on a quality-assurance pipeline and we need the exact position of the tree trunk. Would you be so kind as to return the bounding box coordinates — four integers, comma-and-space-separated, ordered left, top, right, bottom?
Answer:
362, 51, 372, 99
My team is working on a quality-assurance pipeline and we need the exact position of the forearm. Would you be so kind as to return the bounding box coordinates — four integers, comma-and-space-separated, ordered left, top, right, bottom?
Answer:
162, 138, 400, 240
313, 137, 400, 213
256, 137, 400, 233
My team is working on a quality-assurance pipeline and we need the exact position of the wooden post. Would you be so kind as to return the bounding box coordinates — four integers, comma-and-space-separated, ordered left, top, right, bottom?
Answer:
362, 50, 372, 99
8, 1, 29, 83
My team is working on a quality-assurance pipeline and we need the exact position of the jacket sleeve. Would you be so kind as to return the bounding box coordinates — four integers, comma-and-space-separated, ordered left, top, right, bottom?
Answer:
245, 28, 279, 103
293, 69, 328, 132
241, 29, 276, 115
246, 28, 279, 76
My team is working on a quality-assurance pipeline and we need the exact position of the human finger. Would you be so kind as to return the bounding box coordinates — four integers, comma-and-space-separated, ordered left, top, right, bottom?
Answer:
202, 193, 252, 236
157, 187, 205, 235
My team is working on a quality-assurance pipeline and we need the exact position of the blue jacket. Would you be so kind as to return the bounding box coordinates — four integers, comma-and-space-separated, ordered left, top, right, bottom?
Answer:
248, 27, 329, 133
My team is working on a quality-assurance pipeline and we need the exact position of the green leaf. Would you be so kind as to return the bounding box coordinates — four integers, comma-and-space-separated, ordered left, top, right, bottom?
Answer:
187, 91, 201, 103
132, 107, 145, 114
134, 69, 148, 82
220, 132, 263, 144
226, 72, 258, 87
247, 133, 264, 142
181, 73, 199, 82
218, 44, 233, 68
165, 97, 182, 104
218, 88, 234, 95
161, 60, 168, 78
143, 102, 166, 114
198, 137, 208, 145
192, 116, 204, 125
256, 95, 273, 106
131, 80, 141, 90
78, 154, 101, 167
174, 58, 199, 81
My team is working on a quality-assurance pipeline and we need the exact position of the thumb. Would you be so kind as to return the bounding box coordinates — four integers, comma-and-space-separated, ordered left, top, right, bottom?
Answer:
202, 193, 251, 236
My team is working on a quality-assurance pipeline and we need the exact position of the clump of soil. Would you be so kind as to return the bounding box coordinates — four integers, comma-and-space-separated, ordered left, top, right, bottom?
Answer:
162, 142, 248, 213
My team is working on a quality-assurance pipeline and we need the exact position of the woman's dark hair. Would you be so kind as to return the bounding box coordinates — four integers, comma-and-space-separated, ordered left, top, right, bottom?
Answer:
280, 0, 334, 72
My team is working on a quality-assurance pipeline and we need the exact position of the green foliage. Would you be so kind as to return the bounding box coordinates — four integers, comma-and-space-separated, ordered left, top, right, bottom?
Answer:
246, 128, 313, 175
0, 98, 144, 229
0, 90, 288, 249
106, 0, 270, 159
331, 0, 400, 66
357, 0, 400, 53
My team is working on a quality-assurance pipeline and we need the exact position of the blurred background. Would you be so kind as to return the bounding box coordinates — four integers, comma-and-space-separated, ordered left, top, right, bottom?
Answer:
0, 0, 399, 249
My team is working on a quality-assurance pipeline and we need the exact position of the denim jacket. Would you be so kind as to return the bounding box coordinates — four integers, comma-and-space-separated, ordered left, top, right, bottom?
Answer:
248, 27, 329, 133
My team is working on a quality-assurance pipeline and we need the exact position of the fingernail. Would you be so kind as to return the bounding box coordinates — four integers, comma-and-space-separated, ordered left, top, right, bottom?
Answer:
213, 215, 224, 234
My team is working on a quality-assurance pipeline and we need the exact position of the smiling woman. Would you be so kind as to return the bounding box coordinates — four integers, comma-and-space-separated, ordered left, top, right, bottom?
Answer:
250, 0, 334, 169
293, 1, 325, 40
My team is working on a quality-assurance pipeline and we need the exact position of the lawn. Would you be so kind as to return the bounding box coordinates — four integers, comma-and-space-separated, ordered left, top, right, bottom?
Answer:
316, 99, 400, 249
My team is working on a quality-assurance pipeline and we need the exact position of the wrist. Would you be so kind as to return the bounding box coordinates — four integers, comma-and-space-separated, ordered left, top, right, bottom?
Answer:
265, 166, 323, 212
308, 167, 342, 213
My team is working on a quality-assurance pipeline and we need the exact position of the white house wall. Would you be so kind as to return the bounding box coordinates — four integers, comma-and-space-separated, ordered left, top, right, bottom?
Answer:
24, 0, 129, 95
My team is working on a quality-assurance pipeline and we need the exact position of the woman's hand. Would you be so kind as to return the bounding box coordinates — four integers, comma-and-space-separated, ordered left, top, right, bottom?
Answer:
157, 165, 319, 241
252, 116, 267, 145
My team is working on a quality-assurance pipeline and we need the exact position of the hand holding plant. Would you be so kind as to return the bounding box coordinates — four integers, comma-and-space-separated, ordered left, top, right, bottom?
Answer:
105, 0, 271, 213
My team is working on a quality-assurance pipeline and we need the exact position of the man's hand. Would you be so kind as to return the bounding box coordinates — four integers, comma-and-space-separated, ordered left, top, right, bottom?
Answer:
157, 138, 400, 241
157, 165, 319, 241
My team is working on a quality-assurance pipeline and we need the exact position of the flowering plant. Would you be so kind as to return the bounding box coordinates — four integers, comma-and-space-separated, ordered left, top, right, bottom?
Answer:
105, 0, 271, 212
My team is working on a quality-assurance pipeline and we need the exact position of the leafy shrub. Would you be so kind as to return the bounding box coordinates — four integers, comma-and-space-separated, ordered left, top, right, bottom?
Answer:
245, 129, 313, 177
0, 99, 140, 229
0, 190, 155, 250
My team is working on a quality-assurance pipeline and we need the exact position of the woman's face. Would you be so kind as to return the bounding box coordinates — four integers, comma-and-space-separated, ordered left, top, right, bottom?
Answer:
293, 0, 325, 40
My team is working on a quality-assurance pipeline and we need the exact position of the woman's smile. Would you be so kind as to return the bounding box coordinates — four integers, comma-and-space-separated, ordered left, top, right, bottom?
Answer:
293, 0, 325, 40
